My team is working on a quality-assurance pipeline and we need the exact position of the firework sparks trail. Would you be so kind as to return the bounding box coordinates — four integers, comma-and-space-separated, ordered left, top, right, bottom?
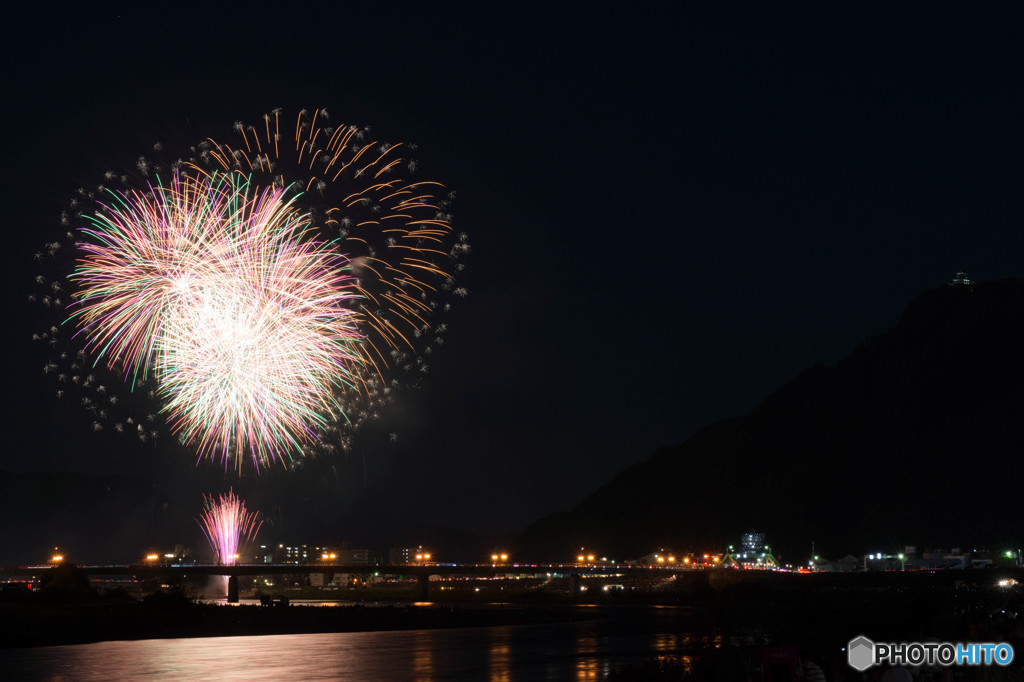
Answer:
197, 489, 261, 565
32, 108, 468, 473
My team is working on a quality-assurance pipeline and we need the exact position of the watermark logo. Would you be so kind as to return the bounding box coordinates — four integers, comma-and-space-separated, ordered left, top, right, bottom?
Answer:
848, 636, 1014, 671
848, 636, 874, 671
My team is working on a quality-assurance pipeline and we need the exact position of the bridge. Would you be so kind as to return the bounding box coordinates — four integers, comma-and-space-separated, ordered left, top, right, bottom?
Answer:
9, 562, 1016, 602
2, 562, 696, 602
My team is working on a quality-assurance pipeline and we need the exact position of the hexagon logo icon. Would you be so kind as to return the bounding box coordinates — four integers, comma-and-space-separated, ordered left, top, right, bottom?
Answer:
848, 635, 875, 671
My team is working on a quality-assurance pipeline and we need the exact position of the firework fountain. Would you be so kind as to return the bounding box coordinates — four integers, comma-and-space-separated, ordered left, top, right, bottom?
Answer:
197, 489, 261, 566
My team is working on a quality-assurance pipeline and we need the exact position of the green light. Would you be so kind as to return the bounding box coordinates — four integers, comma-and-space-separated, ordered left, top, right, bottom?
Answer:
1006, 551, 1015, 559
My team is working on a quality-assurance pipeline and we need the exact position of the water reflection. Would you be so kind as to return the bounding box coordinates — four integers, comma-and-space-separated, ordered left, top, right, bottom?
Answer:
574, 632, 598, 680
488, 627, 512, 682
650, 632, 696, 675
654, 631, 679, 652
411, 630, 435, 680
0, 608, 717, 681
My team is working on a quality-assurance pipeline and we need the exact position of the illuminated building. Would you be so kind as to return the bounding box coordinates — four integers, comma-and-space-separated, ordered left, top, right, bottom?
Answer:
267, 544, 327, 565
725, 531, 778, 569
742, 531, 765, 553
389, 546, 432, 564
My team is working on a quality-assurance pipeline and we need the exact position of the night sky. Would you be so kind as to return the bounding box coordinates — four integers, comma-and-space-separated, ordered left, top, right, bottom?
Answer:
5, 7, 1024, 551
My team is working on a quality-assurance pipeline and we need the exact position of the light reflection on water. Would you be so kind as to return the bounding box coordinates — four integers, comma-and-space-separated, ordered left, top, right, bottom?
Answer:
0, 611, 714, 681
653, 632, 695, 676
489, 628, 512, 682
574, 632, 605, 680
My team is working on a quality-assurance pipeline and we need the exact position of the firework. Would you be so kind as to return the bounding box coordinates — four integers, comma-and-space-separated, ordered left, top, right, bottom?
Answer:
197, 489, 261, 565
70, 172, 363, 468
32, 109, 467, 471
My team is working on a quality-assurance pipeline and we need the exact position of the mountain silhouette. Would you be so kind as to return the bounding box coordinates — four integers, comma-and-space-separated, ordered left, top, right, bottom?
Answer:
515, 278, 1024, 563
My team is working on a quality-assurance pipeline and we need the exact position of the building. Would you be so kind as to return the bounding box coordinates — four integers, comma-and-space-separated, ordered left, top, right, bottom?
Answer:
724, 531, 778, 569
742, 531, 766, 553
633, 549, 681, 566
337, 548, 378, 565
389, 546, 432, 564
262, 544, 328, 564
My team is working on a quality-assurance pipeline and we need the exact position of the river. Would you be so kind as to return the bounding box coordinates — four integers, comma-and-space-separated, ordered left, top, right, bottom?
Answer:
0, 606, 722, 680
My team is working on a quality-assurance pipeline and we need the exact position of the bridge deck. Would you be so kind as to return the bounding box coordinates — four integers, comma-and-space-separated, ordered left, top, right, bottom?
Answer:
2, 562, 693, 578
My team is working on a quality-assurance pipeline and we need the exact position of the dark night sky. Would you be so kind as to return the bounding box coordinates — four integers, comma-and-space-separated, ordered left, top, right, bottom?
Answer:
4, 6, 1024, 551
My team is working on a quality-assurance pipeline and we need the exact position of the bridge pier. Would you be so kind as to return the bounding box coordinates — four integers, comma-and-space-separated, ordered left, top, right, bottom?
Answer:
568, 574, 583, 600
227, 575, 239, 603
416, 573, 430, 600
